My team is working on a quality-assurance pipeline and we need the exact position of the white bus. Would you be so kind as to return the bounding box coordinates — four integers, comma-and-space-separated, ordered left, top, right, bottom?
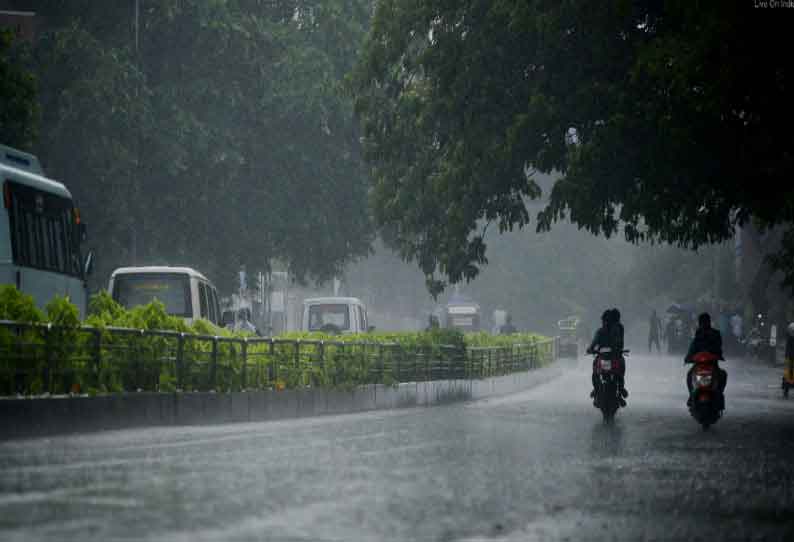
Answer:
0, 144, 92, 317
108, 266, 222, 326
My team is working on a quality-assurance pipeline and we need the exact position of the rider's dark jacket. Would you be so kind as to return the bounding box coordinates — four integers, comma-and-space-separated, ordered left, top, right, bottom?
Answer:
589, 323, 624, 354
686, 327, 723, 361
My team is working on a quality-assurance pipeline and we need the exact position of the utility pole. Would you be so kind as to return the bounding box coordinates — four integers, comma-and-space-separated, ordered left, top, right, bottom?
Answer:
129, 0, 141, 265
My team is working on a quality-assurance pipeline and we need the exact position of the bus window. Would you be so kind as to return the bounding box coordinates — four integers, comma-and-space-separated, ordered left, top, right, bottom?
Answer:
358, 306, 367, 331
308, 304, 350, 331
198, 282, 209, 320
112, 273, 192, 317
211, 288, 221, 325
6, 181, 80, 278
205, 283, 217, 324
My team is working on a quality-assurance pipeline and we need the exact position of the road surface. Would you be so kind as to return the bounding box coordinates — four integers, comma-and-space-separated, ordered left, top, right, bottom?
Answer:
1, 353, 794, 541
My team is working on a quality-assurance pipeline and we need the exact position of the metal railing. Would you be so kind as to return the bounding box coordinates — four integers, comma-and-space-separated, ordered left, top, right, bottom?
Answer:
0, 320, 557, 396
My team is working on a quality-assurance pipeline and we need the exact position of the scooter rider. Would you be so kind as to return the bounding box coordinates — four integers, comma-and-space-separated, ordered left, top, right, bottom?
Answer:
610, 308, 627, 400
588, 308, 628, 405
685, 312, 727, 406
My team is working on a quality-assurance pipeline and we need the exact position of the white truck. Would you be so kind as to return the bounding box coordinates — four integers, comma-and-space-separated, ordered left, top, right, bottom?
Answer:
301, 296, 371, 334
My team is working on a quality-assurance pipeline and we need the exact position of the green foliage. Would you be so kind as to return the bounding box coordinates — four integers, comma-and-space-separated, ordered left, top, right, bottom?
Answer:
26, 0, 374, 292
0, 285, 44, 322
464, 331, 546, 348
86, 290, 126, 325
45, 295, 80, 328
0, 286, 45, 395
0, 29, 38, 149
279, 328, 549, 350
352, 1, 794, 294
0, 288, 554, 396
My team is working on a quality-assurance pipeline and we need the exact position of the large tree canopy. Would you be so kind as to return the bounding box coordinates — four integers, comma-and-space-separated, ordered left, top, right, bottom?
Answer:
352, 1, 793, 295
17, 0, 373, 291
0, 29, 37, 149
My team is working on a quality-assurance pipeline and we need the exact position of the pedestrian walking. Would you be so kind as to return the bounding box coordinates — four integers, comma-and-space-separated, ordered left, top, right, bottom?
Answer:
649, 309, 662, 353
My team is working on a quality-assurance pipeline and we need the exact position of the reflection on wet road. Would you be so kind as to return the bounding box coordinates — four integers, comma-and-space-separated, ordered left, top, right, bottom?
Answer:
2, 354, 794, 541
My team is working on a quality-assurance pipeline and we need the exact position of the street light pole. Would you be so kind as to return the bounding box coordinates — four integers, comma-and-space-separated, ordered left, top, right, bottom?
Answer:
131, 0, 141, 264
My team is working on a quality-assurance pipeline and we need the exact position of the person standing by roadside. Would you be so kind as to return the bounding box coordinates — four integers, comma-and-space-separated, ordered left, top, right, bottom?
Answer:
730, 310, 743, 355
664, 317, 676, 354
648, 309, 662, 353
426, 314, 440, 331
499, 313, 517, 334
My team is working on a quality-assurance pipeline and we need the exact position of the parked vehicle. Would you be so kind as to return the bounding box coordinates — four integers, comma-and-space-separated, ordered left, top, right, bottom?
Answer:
686, 351, 725, 431
591, 346, 629, 423
746, 314, 777, 363
108, 266, 221, 326
0, 144, 93, 317
220, 294, 259, 334
302, 296, 371, 334
221, 307, 259, 335
444, 300, 481, 332
557, 316, 580, 358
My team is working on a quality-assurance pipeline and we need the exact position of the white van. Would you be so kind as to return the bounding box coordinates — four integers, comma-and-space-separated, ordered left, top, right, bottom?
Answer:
301, 296, 371, 334
108, 266, 222, 326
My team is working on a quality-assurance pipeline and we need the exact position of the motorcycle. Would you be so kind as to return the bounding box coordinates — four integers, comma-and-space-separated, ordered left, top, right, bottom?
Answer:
783, 358, 794, 399
590, 347, 629, 423
686, 351, 725, 431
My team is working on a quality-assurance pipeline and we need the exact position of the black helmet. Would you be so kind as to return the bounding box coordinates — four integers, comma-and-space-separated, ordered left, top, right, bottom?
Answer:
611, 308, 621, 323
698, 312, 711, 327
601, 310, 611, 323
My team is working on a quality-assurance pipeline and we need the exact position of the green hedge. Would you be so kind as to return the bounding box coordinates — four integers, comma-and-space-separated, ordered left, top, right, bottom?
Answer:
0, 286, 554, 396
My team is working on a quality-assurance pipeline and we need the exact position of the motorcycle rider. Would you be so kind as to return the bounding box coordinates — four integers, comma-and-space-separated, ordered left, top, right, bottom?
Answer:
610, 308, 627, 400
685, 312, 727, 407
664, 317, 677, 354
588, 308, 628, 406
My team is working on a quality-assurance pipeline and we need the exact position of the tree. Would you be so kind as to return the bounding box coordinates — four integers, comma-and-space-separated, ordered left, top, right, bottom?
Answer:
344, 174, 639, 336
0, 29, 37, 149
351, 1, 793, 296
25, 0, 374, 292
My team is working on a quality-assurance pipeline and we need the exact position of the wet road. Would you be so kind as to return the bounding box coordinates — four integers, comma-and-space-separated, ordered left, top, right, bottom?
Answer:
2, 353, 794, 541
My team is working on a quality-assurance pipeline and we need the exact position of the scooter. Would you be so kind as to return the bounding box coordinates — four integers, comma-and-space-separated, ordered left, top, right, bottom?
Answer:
590, 347, 629, 423
686, 351, 725, 431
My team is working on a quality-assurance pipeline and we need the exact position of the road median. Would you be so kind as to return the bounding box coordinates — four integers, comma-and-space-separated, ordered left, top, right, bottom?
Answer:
0, 362, 563, 440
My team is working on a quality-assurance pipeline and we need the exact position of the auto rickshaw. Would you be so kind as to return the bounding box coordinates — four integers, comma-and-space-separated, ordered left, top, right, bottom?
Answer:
782, 323, 794, 398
